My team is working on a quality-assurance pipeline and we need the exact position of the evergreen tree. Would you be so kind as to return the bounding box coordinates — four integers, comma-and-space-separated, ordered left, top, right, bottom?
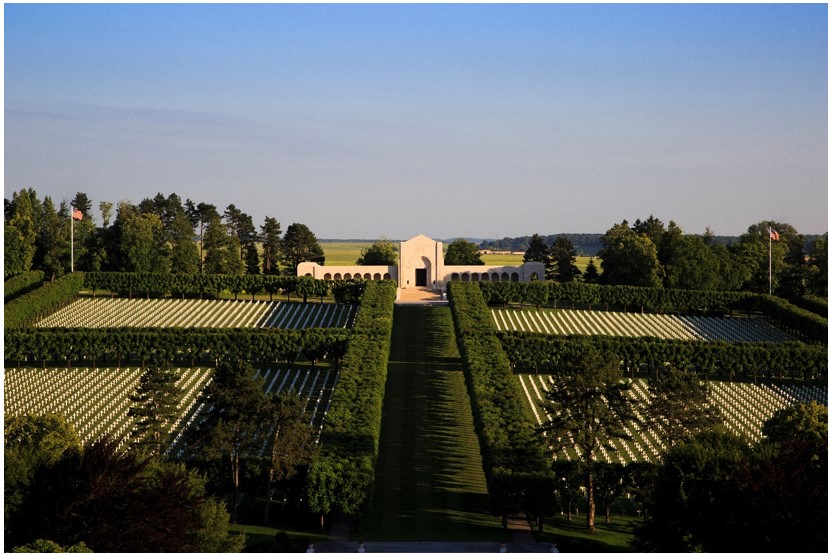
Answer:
645, 364, 722, 449
539, 345, 637, 531
260, 216, 282, 275
190, 362, 270, 523
550, 236, 581, 283
203, 211, 242, 275
523, 233, 549, 264
185, 201, 218, 274
262, 392, 315, 524
128, 365, 182, 456
279, 223, 325, 275
583, 258, 600, 283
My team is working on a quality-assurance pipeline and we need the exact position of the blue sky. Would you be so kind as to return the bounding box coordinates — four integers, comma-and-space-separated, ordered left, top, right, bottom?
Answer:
4, 4, 827, 239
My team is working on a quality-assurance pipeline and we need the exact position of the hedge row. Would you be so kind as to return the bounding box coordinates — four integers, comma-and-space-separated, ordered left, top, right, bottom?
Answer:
790, 295, 827, 319
447, 282, 549, 514
83, 272, 367, 302
497, 332, 828, 382
755, 295, 827, 343
4, 327, 350, 368
306, 280, 397, 515
4, 270, 45, 301
4, 273, 85, 329
477, 281, 826, 343
478, 281, 757, 313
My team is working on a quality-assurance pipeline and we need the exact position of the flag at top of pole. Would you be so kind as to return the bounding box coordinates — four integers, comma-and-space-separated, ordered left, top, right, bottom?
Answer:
72, 209, 83, 221
768, 225, 779, 294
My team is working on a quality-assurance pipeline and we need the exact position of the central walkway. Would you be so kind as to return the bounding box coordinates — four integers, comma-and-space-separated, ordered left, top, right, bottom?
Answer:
316, 305, 540, 553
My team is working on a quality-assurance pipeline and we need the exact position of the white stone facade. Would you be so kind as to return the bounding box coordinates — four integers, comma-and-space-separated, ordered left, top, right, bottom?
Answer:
297, 234, 544, 291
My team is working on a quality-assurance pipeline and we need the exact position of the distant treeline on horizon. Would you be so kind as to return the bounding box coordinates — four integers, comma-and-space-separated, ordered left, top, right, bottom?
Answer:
476, 234, 826, 257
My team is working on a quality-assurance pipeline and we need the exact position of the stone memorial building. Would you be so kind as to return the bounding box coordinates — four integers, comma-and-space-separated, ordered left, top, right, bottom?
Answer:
297, 234, 544, 292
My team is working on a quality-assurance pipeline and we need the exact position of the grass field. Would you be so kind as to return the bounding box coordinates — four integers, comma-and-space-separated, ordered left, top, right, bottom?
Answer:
359, 305, 509, 541
321, 241, 594, 270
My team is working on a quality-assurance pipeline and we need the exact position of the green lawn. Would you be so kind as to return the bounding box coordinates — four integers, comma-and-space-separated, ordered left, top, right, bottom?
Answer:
536, 514, 638, 552
358, 305, 509, 541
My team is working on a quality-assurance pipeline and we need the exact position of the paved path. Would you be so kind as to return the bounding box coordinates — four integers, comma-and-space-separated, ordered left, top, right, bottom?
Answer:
396, 287, 447, 305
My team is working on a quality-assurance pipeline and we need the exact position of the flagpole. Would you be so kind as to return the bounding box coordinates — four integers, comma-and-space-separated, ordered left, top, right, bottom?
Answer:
768, 226, 772, 295
71, 210, 75, 273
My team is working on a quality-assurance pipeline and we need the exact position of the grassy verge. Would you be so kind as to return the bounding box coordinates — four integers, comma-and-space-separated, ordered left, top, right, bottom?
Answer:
536, 514, 638, 552
229, 523, 328, 551
359, 305, 508, 541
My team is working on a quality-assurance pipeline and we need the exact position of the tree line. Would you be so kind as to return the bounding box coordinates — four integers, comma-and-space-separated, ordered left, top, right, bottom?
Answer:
5, 189, 326, 281
520, 216, 827, 300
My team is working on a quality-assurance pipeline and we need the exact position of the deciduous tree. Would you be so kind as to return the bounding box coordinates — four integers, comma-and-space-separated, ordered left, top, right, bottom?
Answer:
444, 239, 484, 265
598, 222, 662, 287
356, 236, 398, 265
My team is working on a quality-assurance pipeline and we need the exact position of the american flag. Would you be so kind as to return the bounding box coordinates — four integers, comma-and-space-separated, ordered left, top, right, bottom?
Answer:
72, 209, 83, 221
769, 229, 779, 241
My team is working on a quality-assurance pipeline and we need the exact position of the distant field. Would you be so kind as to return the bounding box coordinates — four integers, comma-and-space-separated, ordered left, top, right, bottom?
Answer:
320, 241, 373, 265
322, 241, 595, 270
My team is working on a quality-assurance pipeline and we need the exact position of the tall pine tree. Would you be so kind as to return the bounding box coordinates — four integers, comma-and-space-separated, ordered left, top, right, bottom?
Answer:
128, 365, 182, 456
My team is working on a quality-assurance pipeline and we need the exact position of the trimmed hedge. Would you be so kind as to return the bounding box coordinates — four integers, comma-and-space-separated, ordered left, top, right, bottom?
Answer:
306, 280, 397, 515
498, 332, 828, 382
447, 282, 549, 515
4, 327, 349, 368
4, 273, 85, 329
755, 295, 827, 343
82, 272, 368, 303
790, 295, 827, 319
4, 270, 45, 301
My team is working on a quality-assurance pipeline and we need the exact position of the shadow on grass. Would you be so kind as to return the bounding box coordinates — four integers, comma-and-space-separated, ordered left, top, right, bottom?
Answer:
359, 306, 508, 541
535, 515, 639, 552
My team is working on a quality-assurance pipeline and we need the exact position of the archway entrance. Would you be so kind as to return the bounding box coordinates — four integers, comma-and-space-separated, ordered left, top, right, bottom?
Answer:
415, 268, 427, 287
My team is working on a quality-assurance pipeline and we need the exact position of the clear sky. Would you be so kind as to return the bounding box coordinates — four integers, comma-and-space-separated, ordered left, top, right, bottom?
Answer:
4, 3, 828, 239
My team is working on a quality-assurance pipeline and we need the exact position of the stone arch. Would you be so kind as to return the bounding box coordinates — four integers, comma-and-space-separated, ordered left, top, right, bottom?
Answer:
471, 273, 480, 282
383, 273, 391, 280
304, 273, 313, 277
373, 273, 381, 281
451, 273, 460, 281
363, 272, 372, 280
530, 272, 539, 281
334, 273, 342, 280
461, 273, 470, 282
511, 272, 520, 282
482, 272, 490, 281
491, 273, 500, 282
324, 273, 332, 280
501, 272, 510, 282
344, 272, 352, 279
